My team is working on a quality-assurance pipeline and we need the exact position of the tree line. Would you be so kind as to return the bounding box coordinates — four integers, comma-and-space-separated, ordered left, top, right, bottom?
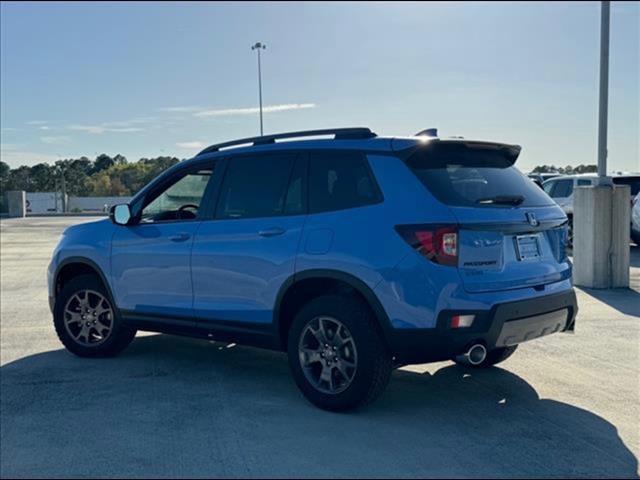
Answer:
0, 154, 181, 197
531, 164, 597, 174
0, 157, 598, 200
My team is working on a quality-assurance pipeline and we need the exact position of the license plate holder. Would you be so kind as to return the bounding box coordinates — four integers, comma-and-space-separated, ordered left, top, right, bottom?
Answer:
515, 234, 541, 261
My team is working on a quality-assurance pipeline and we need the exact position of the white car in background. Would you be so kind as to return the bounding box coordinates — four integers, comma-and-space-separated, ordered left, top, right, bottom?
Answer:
632, 193, 640, 245
542, 174, 640, 244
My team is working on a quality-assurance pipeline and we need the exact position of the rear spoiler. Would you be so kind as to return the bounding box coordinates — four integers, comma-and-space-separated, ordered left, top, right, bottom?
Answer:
391, 137, 522, 165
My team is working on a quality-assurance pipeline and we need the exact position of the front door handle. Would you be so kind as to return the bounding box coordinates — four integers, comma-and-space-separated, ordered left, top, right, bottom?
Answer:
258, 227, 286, 237
169, 232, 191, 242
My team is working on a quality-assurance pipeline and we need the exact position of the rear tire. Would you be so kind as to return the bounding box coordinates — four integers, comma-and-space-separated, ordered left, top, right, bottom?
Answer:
53, 274, 136, 357
454, 345, 518, 369
287, 295, 392, 411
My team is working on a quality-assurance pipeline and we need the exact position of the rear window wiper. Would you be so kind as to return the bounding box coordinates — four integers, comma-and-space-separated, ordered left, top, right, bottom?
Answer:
476, 195, 525, 206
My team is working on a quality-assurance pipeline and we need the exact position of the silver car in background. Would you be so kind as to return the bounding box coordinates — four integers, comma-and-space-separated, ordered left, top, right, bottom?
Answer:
632, 193, 640, 245
542, 174, 640, 244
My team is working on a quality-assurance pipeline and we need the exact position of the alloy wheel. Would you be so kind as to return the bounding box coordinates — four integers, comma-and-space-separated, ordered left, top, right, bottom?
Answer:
63, 289, 113, 346
298, 316, 358, 394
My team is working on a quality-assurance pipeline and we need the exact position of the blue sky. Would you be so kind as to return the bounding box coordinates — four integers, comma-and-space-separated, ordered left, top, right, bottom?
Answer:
1, 1, 638, 172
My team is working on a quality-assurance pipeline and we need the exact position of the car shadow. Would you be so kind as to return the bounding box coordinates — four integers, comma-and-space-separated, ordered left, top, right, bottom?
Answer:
572, 245, 640, 317
577, 286, 640, 317
1, 334, 637, 478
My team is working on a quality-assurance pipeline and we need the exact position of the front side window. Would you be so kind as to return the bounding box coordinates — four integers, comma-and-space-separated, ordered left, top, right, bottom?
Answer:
141, 168, 212, 223
216, 154, 297, 219
551, 180, 573, 198
543, 181, 556, 195
308, 151, 381, 213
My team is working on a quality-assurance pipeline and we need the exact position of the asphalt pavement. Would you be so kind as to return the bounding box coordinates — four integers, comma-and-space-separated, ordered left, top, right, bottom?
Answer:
1, 216, 638, 478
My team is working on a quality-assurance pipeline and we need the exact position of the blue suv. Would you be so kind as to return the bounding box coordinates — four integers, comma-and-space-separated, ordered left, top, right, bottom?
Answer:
48, 128, 577, 411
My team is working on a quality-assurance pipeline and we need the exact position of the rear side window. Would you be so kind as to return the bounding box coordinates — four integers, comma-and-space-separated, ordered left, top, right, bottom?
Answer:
613, 176, 640, 196
308, 151, 381, 213
216, 154, 297, 219
406, 143, 555, 208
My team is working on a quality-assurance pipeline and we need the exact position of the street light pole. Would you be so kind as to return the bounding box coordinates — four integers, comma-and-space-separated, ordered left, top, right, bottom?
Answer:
596, 1, 610, 184
251, 42, 266, 136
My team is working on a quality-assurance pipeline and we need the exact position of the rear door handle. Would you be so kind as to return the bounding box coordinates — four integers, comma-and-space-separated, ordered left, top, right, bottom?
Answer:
169, 232, 191, 242
258, 227, 286, 237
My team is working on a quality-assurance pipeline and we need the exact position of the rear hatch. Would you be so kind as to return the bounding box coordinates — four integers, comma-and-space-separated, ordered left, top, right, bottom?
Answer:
405, 140, 570, 293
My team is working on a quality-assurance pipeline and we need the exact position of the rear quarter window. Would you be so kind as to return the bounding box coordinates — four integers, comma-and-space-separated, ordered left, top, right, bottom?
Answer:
308, 151, 382, 213
405, 143, 555, 208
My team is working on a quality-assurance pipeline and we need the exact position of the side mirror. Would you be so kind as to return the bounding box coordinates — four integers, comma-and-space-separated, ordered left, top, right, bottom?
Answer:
109, 204, 132, 226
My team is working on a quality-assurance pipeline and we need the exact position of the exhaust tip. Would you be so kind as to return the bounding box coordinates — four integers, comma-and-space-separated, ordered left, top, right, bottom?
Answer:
455, 343, 487, 366
467, 344, 487, 365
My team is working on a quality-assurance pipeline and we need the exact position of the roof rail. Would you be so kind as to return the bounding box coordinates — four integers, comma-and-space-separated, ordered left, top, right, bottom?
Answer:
196, 127, 376, 156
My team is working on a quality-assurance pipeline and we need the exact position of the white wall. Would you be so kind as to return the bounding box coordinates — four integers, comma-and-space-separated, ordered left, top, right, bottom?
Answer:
67, 196, 132, 213
24, 192, 131, 214
25, 192, 64, 214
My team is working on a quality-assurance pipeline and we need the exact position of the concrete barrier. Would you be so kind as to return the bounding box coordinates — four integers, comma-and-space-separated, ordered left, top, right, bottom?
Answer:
573, 184, 630, 288
20, 192, 131, 215
6, 191, 26, 218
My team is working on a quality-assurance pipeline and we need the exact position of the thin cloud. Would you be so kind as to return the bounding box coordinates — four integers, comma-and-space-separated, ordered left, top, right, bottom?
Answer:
176, 141, 206, 149
40, 136, 70, 145
102, 116, 158, 128
68, 125, 144, 134
25, 120, 48, 125
66, 115, 159, 134
160, 106, 203, 113
194, 103, 316, 117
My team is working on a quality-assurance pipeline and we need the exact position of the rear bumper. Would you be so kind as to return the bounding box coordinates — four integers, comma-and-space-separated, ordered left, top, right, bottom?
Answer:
388, 289, 577, 364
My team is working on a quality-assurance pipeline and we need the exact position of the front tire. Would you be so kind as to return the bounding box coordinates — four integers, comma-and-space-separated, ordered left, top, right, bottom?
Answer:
53, 274, 136, 357
287, 295, 392, 411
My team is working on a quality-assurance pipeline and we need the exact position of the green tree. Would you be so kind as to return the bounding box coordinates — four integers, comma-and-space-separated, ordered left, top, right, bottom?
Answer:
30, 163, 56, 191
113, 154, 127, 165
2, 154, 181, 197
6, 166, 34, 191
0, 161, 10, 192
55, 157, 93, 196
93, 154, 115, 174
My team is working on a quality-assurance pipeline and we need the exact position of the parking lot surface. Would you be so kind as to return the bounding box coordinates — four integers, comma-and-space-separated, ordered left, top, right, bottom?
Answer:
1, 216, 638, 478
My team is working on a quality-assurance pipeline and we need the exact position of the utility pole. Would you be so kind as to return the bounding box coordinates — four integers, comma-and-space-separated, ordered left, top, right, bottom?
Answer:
573, 0, 629, 289
60, 171, 67, 213
596, 0, 610, 184
251, 42, 266, 136
56, 155, 67, 213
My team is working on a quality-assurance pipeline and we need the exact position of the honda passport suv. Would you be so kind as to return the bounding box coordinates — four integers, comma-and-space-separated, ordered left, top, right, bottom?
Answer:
48, 128, 577, 411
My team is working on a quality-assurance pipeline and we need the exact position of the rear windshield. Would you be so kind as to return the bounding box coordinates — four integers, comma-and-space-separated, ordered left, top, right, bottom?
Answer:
613, 177, 640, 196
405, 143, 555, 208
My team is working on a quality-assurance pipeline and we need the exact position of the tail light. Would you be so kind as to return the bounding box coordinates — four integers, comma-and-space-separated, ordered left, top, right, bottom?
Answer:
395, 224, 459, 266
